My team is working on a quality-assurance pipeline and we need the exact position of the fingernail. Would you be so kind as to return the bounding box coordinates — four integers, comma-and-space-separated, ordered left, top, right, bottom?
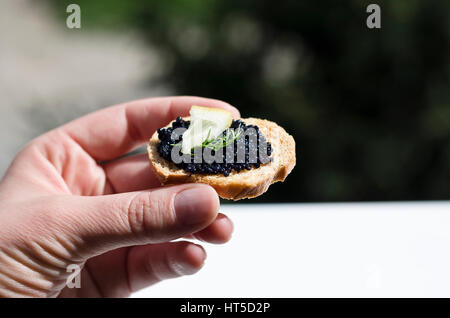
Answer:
174, 186, 218, 226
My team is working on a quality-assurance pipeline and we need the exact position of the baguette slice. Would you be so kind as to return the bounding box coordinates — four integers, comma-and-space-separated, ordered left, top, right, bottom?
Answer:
147, 117, 296, 200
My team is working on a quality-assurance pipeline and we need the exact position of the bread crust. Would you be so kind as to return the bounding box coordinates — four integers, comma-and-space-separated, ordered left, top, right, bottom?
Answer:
147, 117, 296, 200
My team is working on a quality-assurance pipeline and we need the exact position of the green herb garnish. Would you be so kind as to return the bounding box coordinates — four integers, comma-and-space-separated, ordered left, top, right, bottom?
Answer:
171, 127, 243, 153
202, 127, 243, 151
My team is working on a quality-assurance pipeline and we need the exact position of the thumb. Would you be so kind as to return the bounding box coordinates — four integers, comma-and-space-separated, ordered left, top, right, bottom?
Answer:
59, 184, 219, 257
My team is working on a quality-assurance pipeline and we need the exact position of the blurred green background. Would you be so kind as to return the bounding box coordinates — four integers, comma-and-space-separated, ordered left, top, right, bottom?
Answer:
46, 0, 450, 202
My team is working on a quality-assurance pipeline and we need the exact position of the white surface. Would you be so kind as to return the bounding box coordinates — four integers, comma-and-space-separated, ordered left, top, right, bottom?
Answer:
132, 202, 450, 298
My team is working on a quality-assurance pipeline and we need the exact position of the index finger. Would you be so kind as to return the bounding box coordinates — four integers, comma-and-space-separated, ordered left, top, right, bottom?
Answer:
59, 96, 240, 161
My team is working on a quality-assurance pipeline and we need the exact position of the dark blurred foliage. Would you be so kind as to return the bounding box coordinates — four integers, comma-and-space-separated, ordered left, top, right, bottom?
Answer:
50, 0, 450, 202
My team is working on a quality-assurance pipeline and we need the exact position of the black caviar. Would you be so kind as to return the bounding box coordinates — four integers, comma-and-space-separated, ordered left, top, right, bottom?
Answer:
157, 117, 272, 176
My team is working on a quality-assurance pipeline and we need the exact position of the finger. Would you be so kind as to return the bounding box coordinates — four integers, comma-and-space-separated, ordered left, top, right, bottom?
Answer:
77, 241, 207, 297
103, 153, 160, 193
59, 96, 240, 161
127, 241, 206, 292
103, 153, 234, 243
188, 213, 234, 244
82, 247, 130, 298
58, 184, 219, 257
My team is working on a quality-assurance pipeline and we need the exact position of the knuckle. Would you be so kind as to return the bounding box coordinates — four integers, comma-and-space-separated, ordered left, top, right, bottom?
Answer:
147, 247, 181, 282
125, 193, 146, 235
126, 191, 175, 239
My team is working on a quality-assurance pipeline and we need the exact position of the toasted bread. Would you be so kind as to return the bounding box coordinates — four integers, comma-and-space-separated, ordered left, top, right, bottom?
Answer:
147, 117, 296, 200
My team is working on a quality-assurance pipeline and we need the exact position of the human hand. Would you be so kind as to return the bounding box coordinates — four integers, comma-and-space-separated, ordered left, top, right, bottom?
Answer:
0, 96, 239, 297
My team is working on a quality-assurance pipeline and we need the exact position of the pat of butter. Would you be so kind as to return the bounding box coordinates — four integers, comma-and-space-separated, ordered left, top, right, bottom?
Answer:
181, 105, 233, 154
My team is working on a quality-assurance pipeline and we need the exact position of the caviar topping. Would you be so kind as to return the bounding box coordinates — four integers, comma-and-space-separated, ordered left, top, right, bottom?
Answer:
157, 117, 273, 176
